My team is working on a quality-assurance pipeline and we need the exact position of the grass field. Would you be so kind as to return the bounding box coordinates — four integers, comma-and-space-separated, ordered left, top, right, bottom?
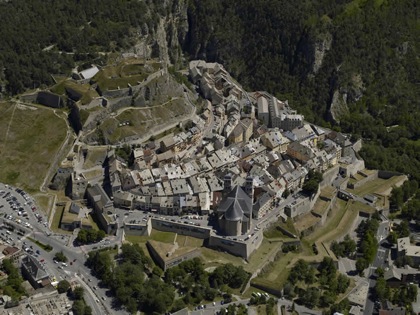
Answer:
93, 58, 161, 91
0, 102, 68, 193
34, 194, 54, 215
83, 147, 107, 169
99, 99, 191, 144
125, 230, 182, 263
51, 80, 100, 105
264, 217, 298, 239
352, 175, 407, 196
175, 235, 204, 247
311, 200, 371, 244
82, 169, 103, 180
251, 249, 306, 293
126, 230, 178, 245
251, 199, 354, 292
51, 205, 64, 231
305, 199, 349, 244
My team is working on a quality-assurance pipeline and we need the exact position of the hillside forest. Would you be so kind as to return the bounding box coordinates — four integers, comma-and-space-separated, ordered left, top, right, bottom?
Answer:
0, 0, 419, 209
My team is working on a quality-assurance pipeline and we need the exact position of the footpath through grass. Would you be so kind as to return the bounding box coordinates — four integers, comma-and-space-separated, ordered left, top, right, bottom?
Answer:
0, 102, 67, 193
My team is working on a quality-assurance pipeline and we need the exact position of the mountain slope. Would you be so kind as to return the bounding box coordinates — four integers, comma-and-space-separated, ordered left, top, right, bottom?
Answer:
183, 0, 420, 179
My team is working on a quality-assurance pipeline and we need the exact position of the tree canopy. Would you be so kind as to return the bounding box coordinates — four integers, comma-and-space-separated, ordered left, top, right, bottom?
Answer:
0, 0, 164, 94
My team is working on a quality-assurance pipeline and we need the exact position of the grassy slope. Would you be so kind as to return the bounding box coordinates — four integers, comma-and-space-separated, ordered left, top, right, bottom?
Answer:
0, 102, 67, 193
100, 99, 190, 144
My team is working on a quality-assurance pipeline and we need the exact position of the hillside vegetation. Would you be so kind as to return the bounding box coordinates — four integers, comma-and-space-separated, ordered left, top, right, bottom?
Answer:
0, 0, 166, 94
0, 102, 67, 192
0, 0, 419, 185
185, 0, 420, 180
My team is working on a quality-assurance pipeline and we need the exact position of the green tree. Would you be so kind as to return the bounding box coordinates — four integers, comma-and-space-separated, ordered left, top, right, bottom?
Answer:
57, 280, 71, 293
54, 251, 68, 263
302, 287, 320, 308
73, 286, 85, 300
302, 179, 319, 196
330, 298, 350, 315
318, 257, 337, 282
77, 229, 105, 244
320, 291, 335, 307
72, 299, 86, 315
2, 259, 25, 298
210, 263, 249, 289
407, 284, 418, 302
171, 299, 186, 313
374, 277, 389, 302
76, 229, 88, 243
336, 274, 350, 294
376, 267, 384, 278
96, 230, 106, 241
84, 306, 92, 315
237, 303, 248, 315
356, 258, 368, 275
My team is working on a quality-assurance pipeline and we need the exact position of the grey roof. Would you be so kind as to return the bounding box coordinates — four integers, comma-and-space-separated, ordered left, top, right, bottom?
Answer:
384, 267, 401, 281
218, 186, 252, 221
87, 184, 113, 210
22, 255, 48, 281
69, 202, 80, 214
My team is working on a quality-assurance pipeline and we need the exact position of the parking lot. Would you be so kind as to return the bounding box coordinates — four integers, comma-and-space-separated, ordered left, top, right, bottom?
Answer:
0, 183, 50, 233
0, 183, 55, 255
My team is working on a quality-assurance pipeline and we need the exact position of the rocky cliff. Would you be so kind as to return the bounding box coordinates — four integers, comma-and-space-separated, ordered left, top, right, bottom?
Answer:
130, 0, 189, 68
179, 0, 419, 127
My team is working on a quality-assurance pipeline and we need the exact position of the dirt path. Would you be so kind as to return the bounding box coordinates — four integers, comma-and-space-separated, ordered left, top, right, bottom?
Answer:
39, 111, 74, 192
3, 103, 17, 146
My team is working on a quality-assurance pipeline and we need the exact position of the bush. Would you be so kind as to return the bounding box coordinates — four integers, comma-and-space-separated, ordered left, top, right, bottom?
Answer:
57, 280, 71, 293
54, 251, 68, 263
77, 229, 105, 244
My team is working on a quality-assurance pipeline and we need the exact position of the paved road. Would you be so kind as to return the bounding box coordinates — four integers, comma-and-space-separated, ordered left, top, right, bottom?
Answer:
363, 219, 390, 315
0, 183, 127, 315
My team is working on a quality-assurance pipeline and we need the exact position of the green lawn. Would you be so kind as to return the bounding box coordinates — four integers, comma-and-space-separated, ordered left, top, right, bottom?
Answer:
305, 199, 349, 244
51, 205, 64, 231
100, 99, 191, 144
245, 239, 281, 273
126, 230, 177, 244
352, 175, 406, 196
83, 148, 107, 169
251, 198, 360, 293
175, 235, 204, 247
87, 214, 100, 231
200, 247, 245, 268
51, 80, 99, 105
0, 102, 68, 193
34, 194, 53, 216
264, 217, 298, 239
93, 58, 160, 91
125, 234, 150, 244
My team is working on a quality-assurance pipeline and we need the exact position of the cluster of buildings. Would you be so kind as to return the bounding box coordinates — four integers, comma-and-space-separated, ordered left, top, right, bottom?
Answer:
0, 242, 52, 291
65, 60, 363, 259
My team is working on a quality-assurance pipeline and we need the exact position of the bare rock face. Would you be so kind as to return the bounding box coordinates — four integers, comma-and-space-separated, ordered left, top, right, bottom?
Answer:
122, 0, 189, 67
312, 32, 332, 74
329, 73, 365, 123
329, 90, 349, 123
